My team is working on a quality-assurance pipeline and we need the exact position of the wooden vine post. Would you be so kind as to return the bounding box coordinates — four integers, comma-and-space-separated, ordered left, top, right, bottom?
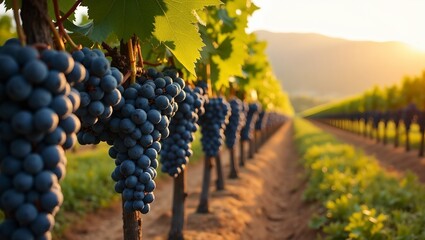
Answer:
215, 154, 225, 190
169, 171, 187, 240
197, 155, 214, 213
227, 85, 239, 179
419, 111, 425, 157
123, 205, 143, 240
239, 137, 246, 167
197, 63, 214, 213
228, 146, 238, 178
394, 111, 401, 148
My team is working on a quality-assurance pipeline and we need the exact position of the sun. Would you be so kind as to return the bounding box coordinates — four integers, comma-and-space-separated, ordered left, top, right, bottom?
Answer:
404, 41, 425, 53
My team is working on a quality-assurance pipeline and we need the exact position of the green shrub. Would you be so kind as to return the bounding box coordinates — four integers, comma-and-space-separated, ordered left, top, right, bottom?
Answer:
294, 119, 425, 239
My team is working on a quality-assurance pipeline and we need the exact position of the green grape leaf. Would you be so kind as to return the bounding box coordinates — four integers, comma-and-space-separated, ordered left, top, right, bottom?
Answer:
154, 0, 222, 76
83, 0, 220, 75
62, 18, 93, 36
217, 9, 236, 33
68, 32, 95, 49
198, 24, 216, 64
215, 36, 233, 60
83, 0, 166, 42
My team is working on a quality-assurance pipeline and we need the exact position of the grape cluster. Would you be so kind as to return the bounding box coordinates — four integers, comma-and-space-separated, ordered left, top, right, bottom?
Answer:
199, 97, 231, 157
224, 98, 246, 148
264, 112, 286, 129
160, 86, 206, 177
71, 48, 123, 145
0, 39, 81, 239
255, 111, 267, 131
240, 103, 260, 141
107, 68, 186, 214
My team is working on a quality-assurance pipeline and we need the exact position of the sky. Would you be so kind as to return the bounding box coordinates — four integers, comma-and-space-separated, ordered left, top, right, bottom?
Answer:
248, 0, 425, 51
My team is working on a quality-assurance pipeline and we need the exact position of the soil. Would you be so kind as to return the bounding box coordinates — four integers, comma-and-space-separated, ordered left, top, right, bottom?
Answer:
312, 121, 425, 183
62, 121, 320, 240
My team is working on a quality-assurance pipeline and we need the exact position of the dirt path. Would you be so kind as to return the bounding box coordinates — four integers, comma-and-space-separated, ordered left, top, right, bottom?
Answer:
63, 121, 318, 240
312, 121, 425, 183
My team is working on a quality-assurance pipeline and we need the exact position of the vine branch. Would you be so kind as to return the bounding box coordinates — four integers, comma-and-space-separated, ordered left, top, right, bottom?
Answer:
12, 0, 26, 45
52, 0, 79, 50
47, 17, 65, 50
56, 0, 82, 25
52, 0, 65, 38
128, 38, 137, 84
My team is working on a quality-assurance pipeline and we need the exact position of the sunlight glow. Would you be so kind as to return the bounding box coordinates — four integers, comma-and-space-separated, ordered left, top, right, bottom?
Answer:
249, 0, 425, 52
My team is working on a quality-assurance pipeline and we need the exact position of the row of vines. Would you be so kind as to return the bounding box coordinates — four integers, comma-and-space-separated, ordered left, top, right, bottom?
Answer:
0, 0, 292, 239
304, 71, 425, 156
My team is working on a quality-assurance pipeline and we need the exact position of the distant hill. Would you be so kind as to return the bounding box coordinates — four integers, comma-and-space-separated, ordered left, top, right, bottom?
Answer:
256, 31, 425, 99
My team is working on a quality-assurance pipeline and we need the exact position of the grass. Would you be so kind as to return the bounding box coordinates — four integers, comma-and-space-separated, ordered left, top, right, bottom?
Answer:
294, 118, 425, 239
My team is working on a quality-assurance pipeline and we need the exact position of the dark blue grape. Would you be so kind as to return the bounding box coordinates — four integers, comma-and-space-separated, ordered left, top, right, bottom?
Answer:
1, 190, 25, 211
34, 108, 59, 133
0, 55, 19, 81
13, 173, 33, 192
10, 139, 32, 159
23, 59, 49, 84
28, 88, 52, 109
15, 203, 38, 225
123, 188, 135, 201
51, 51, 74, 74
66, 62, 86, 84
22, 154, 43, 175
34, 171, 57, 192
44, 71, 67, 93
125, 176, 138, 188
41, 146, 64, 169
30, 213, 54, 236
40, 190, 61, 213
120, 160, 136, 176
155, 95, 169, 110
0, 219, 17, 239
7, 75, 32, 101
143, 192, 155, 204
11, 111, 33, 135
91, 56, 110, 77
11, 228, 34, 240
17, 46, 38, 65
50, 95, 73, 118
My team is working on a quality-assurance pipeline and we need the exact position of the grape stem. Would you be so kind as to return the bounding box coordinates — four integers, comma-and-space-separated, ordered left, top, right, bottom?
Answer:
62, 30, 81, 50
52, 0, 80, 50
47, 17, 65, 50
54, 0, 82, 26
52, 0, 65, 38
12, 0, 26, 45
122, 71, 132, 86
206, 63, 213, 97
142, 61, 162, 67
128, 38, 137, 84
136, 41, 145, 70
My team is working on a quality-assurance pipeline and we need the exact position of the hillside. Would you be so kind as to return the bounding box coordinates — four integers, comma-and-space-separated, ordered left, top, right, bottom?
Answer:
256, 31, 425, 99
